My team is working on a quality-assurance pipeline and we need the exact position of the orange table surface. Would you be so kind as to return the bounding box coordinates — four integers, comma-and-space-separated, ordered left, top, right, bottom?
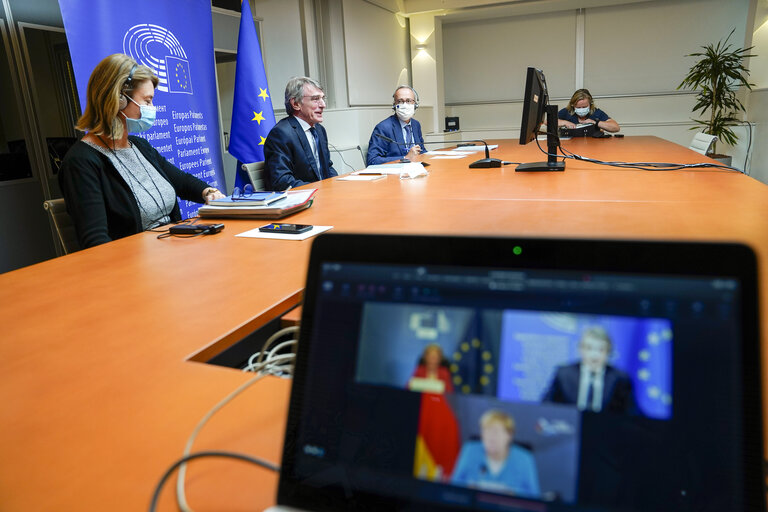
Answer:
2, 136, 767, 511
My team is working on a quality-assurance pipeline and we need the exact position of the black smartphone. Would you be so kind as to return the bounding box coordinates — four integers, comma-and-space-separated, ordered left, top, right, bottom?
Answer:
259, 223, 313, 234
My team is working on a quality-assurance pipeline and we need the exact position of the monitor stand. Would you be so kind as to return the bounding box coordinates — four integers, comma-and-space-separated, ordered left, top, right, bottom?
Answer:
516, 104, 565, 172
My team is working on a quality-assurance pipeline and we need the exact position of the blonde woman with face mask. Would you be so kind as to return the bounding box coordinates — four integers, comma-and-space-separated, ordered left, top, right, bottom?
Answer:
557, 89, 620, 133
59, 53, 224, 248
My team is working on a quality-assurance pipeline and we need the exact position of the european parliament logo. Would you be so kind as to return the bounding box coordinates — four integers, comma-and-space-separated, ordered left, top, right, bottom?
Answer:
123, 24, 192, 94
166, 56, 192, 94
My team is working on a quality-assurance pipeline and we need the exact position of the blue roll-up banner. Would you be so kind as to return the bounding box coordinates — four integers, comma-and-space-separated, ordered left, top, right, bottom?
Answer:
59, 0, 225, 219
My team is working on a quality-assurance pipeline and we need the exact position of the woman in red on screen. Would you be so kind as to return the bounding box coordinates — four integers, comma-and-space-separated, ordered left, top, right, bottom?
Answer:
408, 343, 454, 394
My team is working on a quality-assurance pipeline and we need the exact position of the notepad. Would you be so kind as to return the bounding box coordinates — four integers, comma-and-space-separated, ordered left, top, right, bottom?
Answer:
208, 190, 287, 207
236, 225, 333, 240
358, 164, 409, 175
338, 174, 386, 181
198, 190, 316, 219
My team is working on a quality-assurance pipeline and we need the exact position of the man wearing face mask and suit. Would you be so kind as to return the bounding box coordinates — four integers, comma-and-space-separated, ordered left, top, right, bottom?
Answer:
557, 89, 620, 133
59, 53, 224, 248
366, 85, 427, 166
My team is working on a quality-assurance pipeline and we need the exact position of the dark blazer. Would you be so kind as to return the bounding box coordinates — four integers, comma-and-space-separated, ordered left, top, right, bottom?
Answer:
543, 363, 636, 414
59, 136, 209, 249
366, 114, 427, 166
264, 116, 337, 191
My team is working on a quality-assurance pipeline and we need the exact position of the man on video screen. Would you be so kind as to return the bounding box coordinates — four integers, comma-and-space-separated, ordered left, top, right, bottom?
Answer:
543, 326, 636, 414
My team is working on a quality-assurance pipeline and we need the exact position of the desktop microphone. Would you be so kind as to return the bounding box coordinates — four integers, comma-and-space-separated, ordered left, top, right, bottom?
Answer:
374, 133, 503, 168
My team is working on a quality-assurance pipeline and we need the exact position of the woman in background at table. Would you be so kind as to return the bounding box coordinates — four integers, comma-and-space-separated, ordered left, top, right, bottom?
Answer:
59, 54, 224, 249
557, 89, 620, 133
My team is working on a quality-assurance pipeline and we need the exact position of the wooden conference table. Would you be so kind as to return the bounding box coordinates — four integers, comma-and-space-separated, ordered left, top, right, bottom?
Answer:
2, 136, 767, 511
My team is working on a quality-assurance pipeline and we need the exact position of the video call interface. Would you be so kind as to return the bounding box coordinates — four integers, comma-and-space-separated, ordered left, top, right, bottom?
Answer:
293, 263, 746, 511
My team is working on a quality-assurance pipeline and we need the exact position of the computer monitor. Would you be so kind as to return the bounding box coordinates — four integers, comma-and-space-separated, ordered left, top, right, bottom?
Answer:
276, 233, 764, 512
518, 68, 548, 146
516, 67, 565, 172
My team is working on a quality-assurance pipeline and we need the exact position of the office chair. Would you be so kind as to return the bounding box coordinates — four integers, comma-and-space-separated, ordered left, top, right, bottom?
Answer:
43, 198, 81, 254
688, 132, 718, 155
241, 161, 265, 190
46, 137, 78, 174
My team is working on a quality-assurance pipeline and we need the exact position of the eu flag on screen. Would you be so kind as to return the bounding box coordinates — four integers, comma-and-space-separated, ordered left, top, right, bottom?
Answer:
228, 0, 276, 189
449, 311, 497, 396
613, 320, 673, 420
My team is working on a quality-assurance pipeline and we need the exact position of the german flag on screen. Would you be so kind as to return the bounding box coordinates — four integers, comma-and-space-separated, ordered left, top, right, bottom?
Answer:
413, 393, 460, 481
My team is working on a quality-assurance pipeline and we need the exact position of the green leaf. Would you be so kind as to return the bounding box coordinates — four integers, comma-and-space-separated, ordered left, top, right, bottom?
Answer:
678, 28, 755, 148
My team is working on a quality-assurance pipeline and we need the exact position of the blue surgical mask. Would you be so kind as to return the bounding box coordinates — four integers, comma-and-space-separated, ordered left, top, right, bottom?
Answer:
574, 107, 590, 118
122, 95, 157, 133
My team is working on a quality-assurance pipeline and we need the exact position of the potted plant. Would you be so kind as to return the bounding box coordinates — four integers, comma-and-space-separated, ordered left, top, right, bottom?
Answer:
677, 29, 755, 164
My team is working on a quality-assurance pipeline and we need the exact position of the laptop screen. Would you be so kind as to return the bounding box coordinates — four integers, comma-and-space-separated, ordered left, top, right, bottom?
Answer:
279, 235, 762, 512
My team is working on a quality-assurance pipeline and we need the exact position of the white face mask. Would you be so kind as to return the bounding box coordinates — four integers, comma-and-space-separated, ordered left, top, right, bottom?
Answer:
395, 103, 415, 122
574, 107, 590, 117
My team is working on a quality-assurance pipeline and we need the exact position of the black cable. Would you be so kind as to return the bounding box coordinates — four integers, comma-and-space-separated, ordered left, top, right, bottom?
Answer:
148, 219, 195, 233
156, 231, 207, 239
148, 450, 280, 512
327, 141, 356, 173
156, 220, 217, 239
560, 143, 740, 171
534, 136, 567, 164
740, 120, 752, 175
534, 130, 742, 172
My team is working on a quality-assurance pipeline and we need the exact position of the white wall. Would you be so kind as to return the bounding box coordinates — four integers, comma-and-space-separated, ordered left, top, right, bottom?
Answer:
442, 10, 577, 103
253, 0, 307, 113
746, 0, 768, 184
342, 0, 410, 105
438, 0, 760, 177
584, 0, 748, 95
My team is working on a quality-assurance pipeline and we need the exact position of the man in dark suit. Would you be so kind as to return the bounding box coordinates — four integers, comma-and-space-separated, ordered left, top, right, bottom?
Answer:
543, 326, 636, 414
264, 76, 337, 190
366, 85, 427, 166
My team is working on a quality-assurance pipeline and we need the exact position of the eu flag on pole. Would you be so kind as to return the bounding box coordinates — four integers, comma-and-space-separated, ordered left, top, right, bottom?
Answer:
229, 0, 276, 189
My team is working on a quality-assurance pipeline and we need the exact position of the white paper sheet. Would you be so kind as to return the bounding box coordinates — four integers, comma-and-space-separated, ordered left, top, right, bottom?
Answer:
425, 151, 471, 156
450, 144, 499, 152
337, 174, 386, 181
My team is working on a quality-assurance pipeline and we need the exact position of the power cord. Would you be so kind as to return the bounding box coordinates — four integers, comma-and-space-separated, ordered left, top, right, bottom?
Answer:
156, 221, 224, 239
175, 360, 286, 512
174, 327, 299, 512
150, 450, 279, 512
534, 133, 742, 172
251, 326, 300, 369
244, 340, 297, 374
148, 219, 195, 233
327, 141, 357, 173
739, 120, 753, 175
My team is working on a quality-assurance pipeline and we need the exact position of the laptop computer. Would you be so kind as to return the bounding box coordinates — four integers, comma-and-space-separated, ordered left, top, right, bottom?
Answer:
559, 124, 608, 139
270, 234, 764, 512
